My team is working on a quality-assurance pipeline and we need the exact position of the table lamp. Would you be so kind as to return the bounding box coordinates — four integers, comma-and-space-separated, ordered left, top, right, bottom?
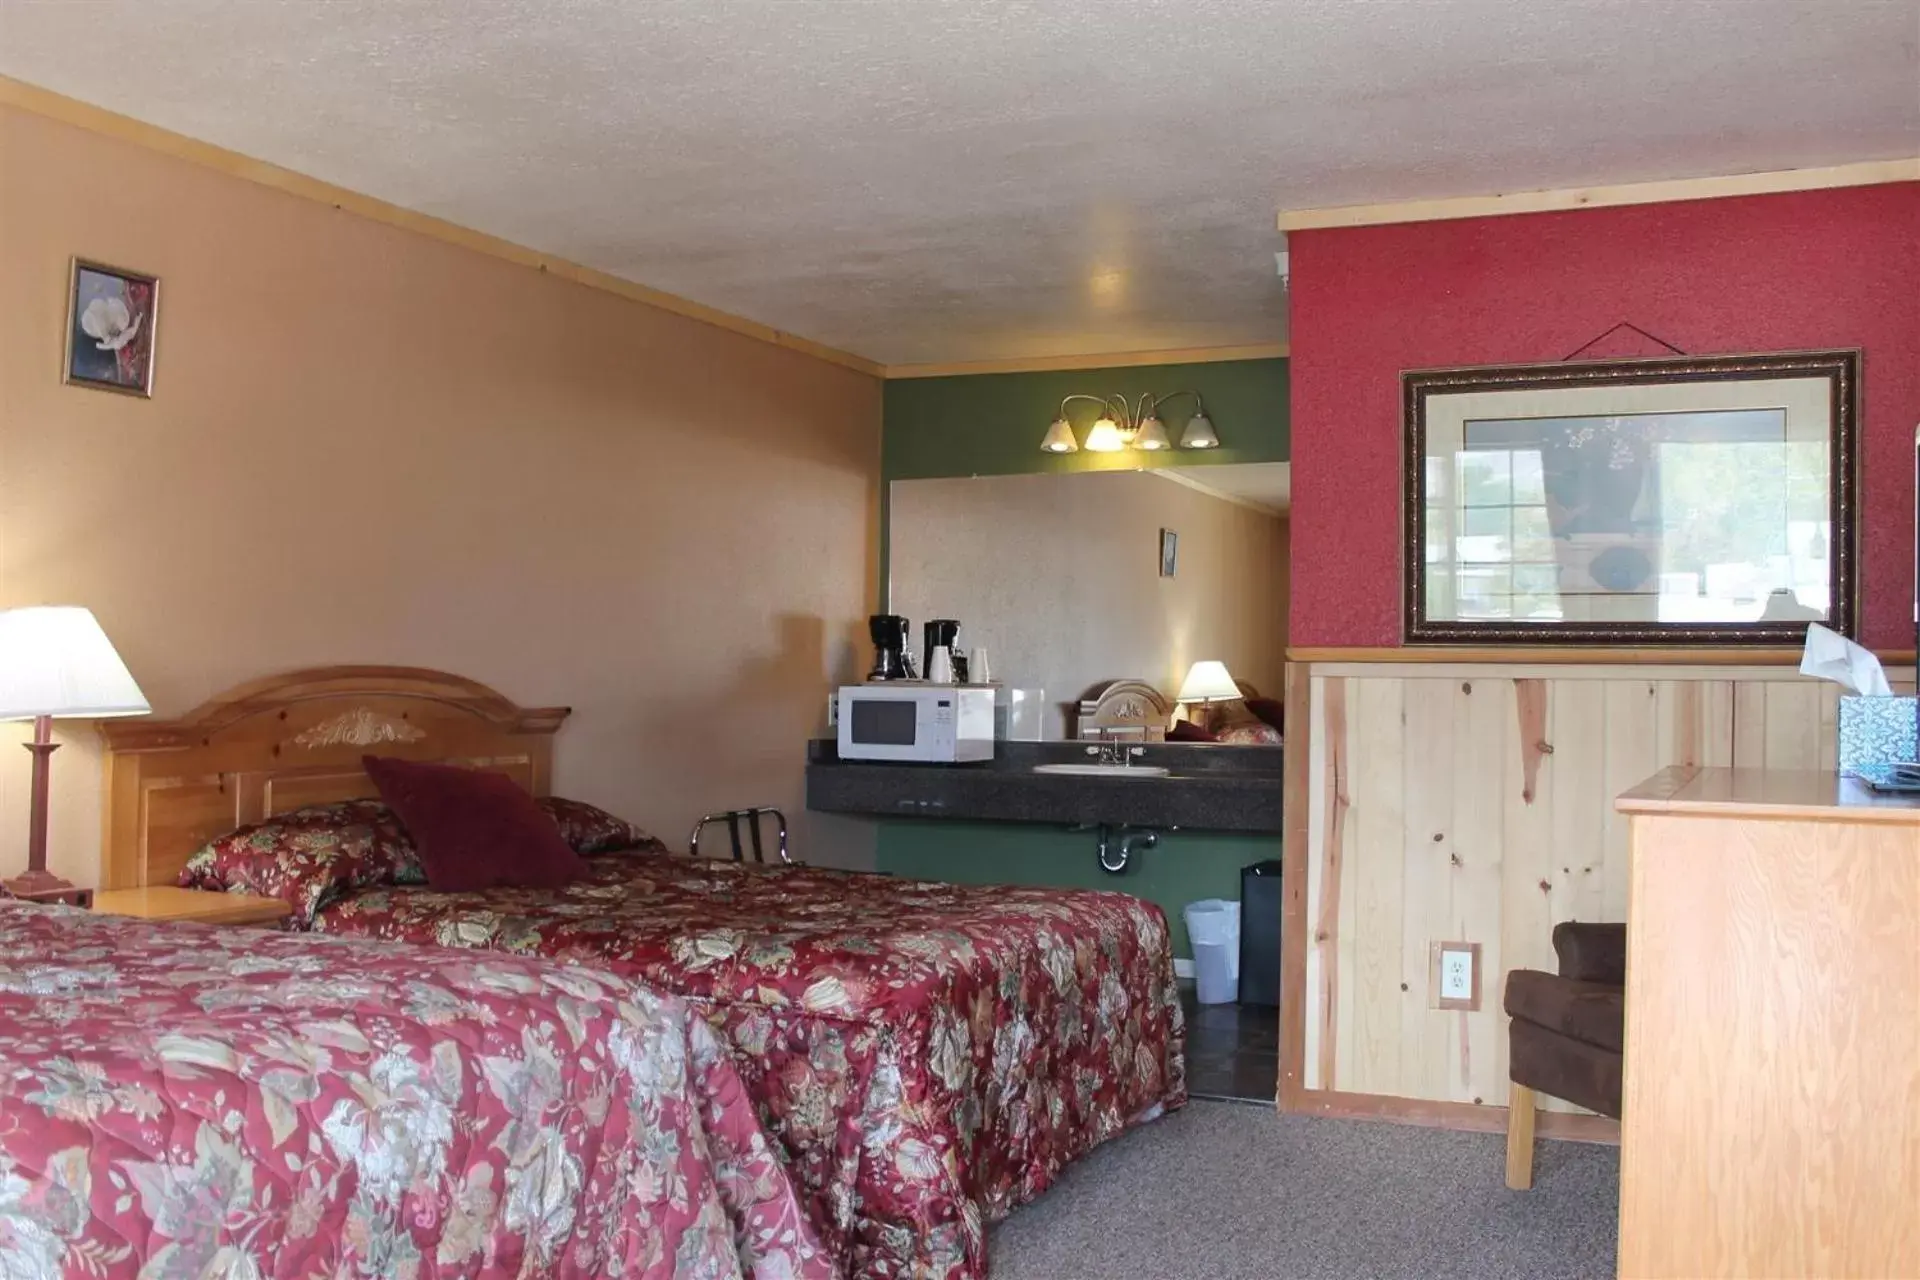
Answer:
1177, 660, 1240, 730
0, 606, 149, 900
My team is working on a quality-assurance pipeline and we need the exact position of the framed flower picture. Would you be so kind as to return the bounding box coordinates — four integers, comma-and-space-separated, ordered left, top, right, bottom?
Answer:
1403, 349, 1859, 645
64, 258, 158, 397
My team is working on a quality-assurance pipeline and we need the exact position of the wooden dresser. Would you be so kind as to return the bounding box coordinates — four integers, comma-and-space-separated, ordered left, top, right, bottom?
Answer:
1615, 767, 1919, 1278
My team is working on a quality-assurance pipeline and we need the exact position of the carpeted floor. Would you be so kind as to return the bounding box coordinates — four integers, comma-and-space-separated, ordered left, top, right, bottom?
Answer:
990, 1101, 1618, 1280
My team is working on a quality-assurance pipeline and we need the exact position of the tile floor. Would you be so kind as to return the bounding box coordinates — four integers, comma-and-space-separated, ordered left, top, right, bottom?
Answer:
1181, 986, 1279, 1102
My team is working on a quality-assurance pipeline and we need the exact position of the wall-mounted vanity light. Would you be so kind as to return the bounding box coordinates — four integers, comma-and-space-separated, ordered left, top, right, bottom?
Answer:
1041, 391, 1219, 454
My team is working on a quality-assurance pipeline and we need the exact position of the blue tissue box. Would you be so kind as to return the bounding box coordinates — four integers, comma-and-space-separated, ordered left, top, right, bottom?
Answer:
1837, 696, 1918, 774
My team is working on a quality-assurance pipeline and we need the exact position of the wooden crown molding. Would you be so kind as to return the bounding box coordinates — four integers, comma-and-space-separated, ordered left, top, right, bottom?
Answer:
0, 75, 885, 378
882, 342, 1289, 379
1277, 158, 1920, 232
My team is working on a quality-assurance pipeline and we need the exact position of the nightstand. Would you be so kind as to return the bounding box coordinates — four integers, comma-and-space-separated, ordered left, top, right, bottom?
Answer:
91, 886, 292, 928
1, 884, 94, 909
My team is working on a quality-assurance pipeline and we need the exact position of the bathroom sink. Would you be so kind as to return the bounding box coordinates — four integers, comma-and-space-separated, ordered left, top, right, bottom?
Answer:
1031, 763, 1171, 778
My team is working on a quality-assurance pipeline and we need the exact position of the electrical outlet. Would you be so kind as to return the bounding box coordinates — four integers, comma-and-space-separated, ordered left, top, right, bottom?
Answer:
1429, 941, 1482, 1011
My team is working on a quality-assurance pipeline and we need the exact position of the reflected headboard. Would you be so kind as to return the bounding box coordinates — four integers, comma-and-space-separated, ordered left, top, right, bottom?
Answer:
1073, 679, 1174, 742
99, 665, 570, 889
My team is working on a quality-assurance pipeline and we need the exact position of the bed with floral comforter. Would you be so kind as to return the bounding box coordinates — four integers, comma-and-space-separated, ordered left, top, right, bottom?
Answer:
306, 854, 1187, 1280
0, 901, 831, 1280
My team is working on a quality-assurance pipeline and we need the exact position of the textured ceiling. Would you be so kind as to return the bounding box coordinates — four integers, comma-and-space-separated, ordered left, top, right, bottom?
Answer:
2, 0, 1915, 366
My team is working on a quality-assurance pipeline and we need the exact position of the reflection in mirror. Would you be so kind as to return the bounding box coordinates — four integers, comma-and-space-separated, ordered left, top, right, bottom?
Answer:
1406, 350, 1857, 645
1438, 410, 1828, 625
888, 463, 1288, 742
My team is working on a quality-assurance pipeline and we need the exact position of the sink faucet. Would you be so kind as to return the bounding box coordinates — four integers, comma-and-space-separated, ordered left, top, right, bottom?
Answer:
1086, 741, 1147, 768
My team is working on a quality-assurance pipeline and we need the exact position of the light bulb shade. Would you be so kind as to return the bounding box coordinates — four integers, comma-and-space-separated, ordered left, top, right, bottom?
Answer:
1084, 416, 1127, 452
1180, 412, 1220, 449
1040, 418, 1079, 453
1176, 660, 1240, 704
1134, 415, 1171, 450
0, 606, 150, 720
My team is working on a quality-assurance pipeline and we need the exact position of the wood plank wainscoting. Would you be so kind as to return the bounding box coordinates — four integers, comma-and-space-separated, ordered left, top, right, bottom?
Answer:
1276, 648, 1916, 1141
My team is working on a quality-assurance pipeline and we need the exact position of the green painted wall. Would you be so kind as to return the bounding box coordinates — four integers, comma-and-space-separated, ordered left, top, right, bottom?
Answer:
876, 821, 1278, 958
883, 357, 1289, 480
875, 356, 1290, 958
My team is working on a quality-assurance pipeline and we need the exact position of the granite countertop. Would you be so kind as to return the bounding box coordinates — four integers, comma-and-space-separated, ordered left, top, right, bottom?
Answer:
805, 739, 1284, 833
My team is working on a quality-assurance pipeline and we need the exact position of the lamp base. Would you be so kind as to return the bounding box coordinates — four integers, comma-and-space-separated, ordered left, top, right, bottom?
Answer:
4, 718, 84, 906
1, 867, 91, 907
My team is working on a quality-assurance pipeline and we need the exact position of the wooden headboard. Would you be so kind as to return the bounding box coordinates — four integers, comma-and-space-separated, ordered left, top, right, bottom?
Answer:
99, 665, 570, 889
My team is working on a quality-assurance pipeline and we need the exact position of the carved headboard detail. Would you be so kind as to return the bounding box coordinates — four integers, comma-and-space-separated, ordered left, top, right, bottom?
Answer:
1073, 679, 1174, 741
98, 665, 570, 890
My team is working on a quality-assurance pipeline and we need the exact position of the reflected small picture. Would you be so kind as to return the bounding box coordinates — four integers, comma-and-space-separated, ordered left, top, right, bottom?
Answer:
1160, 528, 1179, 578
65, 258, 158, 396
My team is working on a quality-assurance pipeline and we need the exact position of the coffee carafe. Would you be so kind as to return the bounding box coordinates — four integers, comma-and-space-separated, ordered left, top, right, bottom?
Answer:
923, 619, 960, 683
868, 614, 914, 681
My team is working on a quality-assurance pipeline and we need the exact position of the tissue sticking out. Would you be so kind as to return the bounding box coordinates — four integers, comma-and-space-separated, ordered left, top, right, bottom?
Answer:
1801, 622, 1892, 697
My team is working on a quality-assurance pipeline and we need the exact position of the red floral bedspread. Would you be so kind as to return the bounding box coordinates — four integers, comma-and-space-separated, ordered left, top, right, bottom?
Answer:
0, 901, 830, 1280
310, 855, 1188, 1279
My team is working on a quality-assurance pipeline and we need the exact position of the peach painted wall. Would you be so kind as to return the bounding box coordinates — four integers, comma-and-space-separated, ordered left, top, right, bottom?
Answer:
0, 103, 883, 884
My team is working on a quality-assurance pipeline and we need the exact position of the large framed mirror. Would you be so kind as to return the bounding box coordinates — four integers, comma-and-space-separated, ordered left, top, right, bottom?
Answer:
1403, 349, 1859, 645
888, 463, 1289, 742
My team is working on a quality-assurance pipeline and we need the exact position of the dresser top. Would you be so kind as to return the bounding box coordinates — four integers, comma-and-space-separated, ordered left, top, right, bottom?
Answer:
1618, 766, 1920, 823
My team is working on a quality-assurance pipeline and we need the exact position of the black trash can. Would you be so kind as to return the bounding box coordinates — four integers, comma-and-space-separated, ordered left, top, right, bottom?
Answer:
1239, 859, 1284, 1007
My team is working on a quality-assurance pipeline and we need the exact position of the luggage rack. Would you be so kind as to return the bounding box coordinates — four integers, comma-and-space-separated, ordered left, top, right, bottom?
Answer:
689, 807, 791, 864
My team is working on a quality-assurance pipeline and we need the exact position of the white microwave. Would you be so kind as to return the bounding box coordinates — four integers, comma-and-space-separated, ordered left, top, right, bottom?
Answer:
837, 684, 995, 762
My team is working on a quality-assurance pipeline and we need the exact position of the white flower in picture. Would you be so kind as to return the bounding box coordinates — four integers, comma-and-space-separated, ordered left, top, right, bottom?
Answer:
79, 294, 141, 351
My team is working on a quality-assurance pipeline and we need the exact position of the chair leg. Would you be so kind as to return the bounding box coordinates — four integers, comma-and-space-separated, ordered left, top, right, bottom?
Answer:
1505, 1083, 1537, 1190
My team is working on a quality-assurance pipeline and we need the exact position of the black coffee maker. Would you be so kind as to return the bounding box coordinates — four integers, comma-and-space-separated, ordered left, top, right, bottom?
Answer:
923, 619, 962, 683
868, 614, 914, 681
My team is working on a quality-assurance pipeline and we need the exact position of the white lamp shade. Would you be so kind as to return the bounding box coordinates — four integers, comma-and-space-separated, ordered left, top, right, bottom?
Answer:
1084, 416, 1127, 452
0, 606, 150, 720
1177, 660, 1240, 704
1180, 412, 1220, 449
1040, 418, 1080, 453
1134, 415, 1171, 450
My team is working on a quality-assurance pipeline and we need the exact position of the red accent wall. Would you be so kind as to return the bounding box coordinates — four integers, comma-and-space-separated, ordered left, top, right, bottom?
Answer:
1288, 183, 1920, 648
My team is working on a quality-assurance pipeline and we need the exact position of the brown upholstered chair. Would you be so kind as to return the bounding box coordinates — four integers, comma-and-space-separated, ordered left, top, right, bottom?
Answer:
1503, 921, 1625, 1190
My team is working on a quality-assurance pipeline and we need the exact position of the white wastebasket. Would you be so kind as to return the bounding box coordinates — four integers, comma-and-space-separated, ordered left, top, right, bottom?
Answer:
1183, 898, 1241, 1004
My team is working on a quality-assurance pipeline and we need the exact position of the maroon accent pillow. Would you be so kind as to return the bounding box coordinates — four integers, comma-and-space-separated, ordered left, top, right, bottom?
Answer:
538, 796, 667, 855
1168, 719, 1219, 743
362, 756, 586, 892
1244, 697, 1286, 735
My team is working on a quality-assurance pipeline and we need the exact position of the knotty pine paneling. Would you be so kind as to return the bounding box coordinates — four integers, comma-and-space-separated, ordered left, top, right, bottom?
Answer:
1298, 662, 1911, 1112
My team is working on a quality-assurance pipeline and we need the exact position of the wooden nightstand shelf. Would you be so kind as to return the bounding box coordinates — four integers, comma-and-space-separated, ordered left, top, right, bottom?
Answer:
1, 884, 95, 909
91, 887, 293, 928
